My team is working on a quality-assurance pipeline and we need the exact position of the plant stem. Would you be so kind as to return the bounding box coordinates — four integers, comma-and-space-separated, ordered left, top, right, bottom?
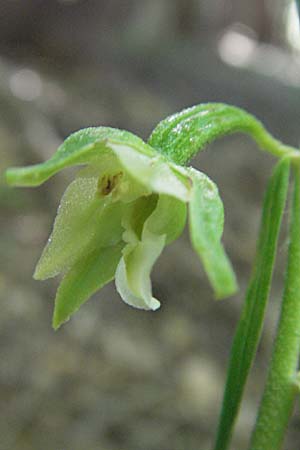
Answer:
249, 166, 300, 450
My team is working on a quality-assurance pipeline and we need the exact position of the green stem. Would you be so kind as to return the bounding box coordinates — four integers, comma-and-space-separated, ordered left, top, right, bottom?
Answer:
249, 166, 300, 450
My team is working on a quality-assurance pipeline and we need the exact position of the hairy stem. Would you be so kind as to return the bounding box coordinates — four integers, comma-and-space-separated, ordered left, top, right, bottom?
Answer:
249, 166, 300, 450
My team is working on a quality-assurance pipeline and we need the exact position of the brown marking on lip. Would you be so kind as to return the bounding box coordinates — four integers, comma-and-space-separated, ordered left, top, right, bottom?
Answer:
98, 172, 123, 196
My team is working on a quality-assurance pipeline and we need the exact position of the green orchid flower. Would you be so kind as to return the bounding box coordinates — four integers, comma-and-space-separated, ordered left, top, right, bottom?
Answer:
6, 107, 238, 329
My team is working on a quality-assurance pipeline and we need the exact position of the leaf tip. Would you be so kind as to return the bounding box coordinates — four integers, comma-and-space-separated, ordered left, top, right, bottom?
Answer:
33, 264, 47, 281
5, 165, 42, 187
5, 168, 17, 186
214, 281, 238, 301
52, 307, 70, 330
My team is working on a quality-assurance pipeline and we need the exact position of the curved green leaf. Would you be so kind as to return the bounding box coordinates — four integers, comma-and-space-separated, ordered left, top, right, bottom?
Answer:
188, 167, 237, 298
53, 243, 124, 329
214, 158, 290, 450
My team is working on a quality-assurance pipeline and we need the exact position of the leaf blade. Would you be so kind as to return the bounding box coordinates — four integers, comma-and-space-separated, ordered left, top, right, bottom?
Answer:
214, 158, 290, 450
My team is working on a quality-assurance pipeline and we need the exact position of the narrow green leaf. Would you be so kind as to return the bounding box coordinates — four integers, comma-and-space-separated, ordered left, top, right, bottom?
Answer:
53, 243, 124, 329
214, 158, 290, 450
188, 168, 237, 299
296, 372, 300, 391
148, 103, 266, 165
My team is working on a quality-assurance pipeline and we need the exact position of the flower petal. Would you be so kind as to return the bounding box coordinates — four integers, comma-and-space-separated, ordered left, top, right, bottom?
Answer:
121, 195, 158, 243
145, 194, 187, 244
115, 230, 165, 311
78, 154, 150, 203
188, 167, 237, 298
53, 243, 124, 329
108, 142, 190, 202
115, 192, 186, 310
34, 177, 124, 279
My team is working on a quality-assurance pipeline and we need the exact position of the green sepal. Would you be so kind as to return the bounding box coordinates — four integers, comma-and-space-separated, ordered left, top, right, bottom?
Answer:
34, 176, 124, 280
6, 126, 189, 201
5, 127, 156, 187
214, 158, 290, 450
148, 103, 260, 165
188, 167, 237, 299
53, 243, 124, 329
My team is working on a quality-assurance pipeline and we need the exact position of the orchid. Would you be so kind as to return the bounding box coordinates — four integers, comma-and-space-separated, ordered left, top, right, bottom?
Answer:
6, 107, 238, 329
6, 102, 300, 450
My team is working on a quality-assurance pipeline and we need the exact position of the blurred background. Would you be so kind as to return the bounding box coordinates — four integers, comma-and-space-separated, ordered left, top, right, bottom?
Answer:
1, 1, 300, 449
